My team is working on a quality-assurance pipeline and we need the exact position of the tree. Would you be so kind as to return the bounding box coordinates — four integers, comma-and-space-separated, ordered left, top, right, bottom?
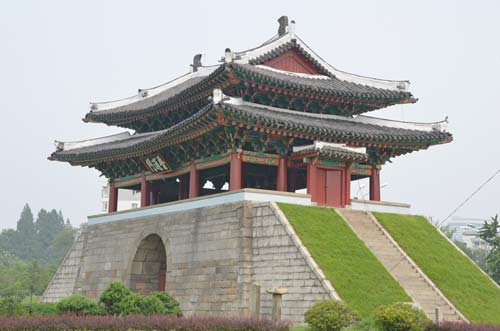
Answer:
479, 215, 500, 284
17, 204, 35, 241
35, 209, 66, 262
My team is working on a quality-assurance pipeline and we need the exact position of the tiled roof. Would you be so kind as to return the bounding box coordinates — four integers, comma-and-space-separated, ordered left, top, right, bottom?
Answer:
234, 64, 414, 102
51, 100, 452, 166
84, 63, 414, 127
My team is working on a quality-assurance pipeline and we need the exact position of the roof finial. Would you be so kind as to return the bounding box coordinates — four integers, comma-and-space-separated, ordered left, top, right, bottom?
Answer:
278, 16, 289, 36
191, 54, 202, 72
224, 48, 234, 63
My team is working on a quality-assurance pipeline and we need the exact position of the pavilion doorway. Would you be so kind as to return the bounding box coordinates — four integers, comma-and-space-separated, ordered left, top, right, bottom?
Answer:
309, 167, 346, 207
130, 234, 166, 294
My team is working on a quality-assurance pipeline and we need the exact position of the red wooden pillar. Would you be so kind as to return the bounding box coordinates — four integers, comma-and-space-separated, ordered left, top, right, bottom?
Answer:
306, 160, 318, 202
189, 163, 199, 198
229, 152, 242, 191
178, 174, 189, 200
276, 157, 288, 192
108, 182, 118, 213
344, 163, 353, 206
370, 167, 381, 201
140, 174, 150, 207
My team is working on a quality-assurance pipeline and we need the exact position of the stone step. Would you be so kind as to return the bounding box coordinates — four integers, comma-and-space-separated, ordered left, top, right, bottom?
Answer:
337, 209, 464, 322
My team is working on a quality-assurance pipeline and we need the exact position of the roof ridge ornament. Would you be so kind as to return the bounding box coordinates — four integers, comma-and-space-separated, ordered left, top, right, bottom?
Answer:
278, 16, 288, 36
191, 54, 203, 72
224, 48, 234, 63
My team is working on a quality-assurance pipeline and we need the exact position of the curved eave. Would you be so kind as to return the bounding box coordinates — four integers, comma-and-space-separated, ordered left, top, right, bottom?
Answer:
50, 101, 452, 167
83, 63, 415, 129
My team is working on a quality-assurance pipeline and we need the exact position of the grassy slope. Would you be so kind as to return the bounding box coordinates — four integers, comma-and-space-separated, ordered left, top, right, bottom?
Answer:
278, 203, 410, 317
374, 213, 500, 324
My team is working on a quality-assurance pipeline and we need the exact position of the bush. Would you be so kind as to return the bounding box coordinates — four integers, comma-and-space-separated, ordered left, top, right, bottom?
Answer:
117, 293, 166, 315
150, 291, 182, 316
18, 303, 58, 316
0, 314, 290, 331
305, 300, 360, 331
98, 281, 132, 315
372, 303, 429, 331
56, 295, 102, 315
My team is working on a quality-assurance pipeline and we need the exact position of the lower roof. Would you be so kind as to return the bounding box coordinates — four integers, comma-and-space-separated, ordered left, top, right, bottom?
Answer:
50, 98, 452, 166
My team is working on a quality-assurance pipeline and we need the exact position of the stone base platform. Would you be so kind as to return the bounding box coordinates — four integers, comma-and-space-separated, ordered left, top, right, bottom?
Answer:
41, 190, 336, 324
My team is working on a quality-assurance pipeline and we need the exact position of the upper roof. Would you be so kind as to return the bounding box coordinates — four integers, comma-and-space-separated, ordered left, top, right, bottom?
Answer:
51, 95, 451, 167
83, 16, 416, 130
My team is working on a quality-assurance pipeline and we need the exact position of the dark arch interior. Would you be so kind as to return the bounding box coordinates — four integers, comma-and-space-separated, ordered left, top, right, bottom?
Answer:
130, 234, 166, 294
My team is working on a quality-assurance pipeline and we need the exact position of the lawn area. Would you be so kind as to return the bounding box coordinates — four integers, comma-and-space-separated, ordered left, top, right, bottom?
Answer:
374, 212, 500, 324
278, 203, 410, 317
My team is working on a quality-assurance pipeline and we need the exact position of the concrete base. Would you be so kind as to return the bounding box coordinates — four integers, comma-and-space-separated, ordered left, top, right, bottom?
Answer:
41, 191, 329, 324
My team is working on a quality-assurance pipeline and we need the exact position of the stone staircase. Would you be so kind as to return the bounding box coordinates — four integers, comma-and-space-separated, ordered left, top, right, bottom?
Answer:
337, 209, 465, 322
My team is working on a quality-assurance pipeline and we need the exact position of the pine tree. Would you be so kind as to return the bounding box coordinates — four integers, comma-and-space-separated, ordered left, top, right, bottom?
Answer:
16, 204, 35, 243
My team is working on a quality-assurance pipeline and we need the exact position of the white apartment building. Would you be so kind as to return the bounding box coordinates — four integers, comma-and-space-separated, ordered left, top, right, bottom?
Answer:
101, 183, 141, 212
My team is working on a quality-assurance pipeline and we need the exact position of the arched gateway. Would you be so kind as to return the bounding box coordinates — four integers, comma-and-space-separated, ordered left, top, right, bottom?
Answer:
129, 234, 166, 294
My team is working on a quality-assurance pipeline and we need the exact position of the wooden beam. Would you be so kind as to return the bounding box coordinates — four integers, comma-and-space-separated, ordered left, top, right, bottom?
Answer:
229, 152, 242, 191
108, 182, 118, 213
369, 167, 381, 201
276, 156, 288, 192
189, 163, 199, 198
140, 173, 150, 207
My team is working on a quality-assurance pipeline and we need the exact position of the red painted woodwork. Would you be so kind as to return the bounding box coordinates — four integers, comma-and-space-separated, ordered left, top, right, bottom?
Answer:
276, 157, 288, 191
307, 163, 348, 207
178, 174, 189, 200
159, 271, 166, 291
306, 162, 318, 199
189, 163, 199, 198
370, 167, 381, 201
345, 163, 352, 206
263, 49, 321, 75
229, 152, 242, 190
325, 170, 343, 207
140, 174, 150, 207
108, 182, 118, 213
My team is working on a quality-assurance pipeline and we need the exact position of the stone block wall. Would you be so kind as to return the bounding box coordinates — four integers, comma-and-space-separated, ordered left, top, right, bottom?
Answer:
42, 200, 334, 324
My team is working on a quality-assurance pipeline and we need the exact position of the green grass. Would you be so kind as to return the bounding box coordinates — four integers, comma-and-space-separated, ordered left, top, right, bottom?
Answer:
278, 203, 410, 317
374, 212, 500, 324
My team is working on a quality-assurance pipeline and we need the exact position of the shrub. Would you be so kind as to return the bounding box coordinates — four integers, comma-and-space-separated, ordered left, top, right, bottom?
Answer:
98, 281, 132, 315
0, 296, 23, 316
56, 295, 101, 315
150, 291, 182, 316
116, 293, 166, 315
305, 300, 360, 331
0, 314, 290, 331
372, 303, 429, 331
18, 303, 58, 316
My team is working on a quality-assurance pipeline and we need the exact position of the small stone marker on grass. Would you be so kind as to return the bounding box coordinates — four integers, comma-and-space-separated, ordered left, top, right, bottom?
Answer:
266, 287, 288, 322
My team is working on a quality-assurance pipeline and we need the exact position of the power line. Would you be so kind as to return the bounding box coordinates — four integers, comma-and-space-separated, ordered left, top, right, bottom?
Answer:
438, 168, 500, 227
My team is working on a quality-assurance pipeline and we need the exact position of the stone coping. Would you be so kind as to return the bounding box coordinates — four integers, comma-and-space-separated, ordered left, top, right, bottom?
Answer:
88, 189, 312, 225
351, 198, 411, 208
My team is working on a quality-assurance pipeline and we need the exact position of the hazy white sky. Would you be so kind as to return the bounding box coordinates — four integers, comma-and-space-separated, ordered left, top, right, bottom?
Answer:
1, 0, 499, 229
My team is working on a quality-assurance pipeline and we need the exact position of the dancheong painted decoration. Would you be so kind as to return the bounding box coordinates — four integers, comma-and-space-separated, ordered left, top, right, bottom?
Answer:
49, 16, 452, 210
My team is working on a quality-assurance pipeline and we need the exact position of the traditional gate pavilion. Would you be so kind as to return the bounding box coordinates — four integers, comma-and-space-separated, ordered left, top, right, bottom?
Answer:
50, 17, 452, 210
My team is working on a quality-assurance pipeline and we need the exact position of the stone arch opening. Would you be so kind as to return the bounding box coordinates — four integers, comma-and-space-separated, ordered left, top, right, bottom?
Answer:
130, 234, 166, 294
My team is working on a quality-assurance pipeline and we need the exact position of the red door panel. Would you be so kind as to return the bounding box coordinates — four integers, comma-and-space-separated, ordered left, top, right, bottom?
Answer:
316, 169, 326, 205
326, 170, 343, 207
